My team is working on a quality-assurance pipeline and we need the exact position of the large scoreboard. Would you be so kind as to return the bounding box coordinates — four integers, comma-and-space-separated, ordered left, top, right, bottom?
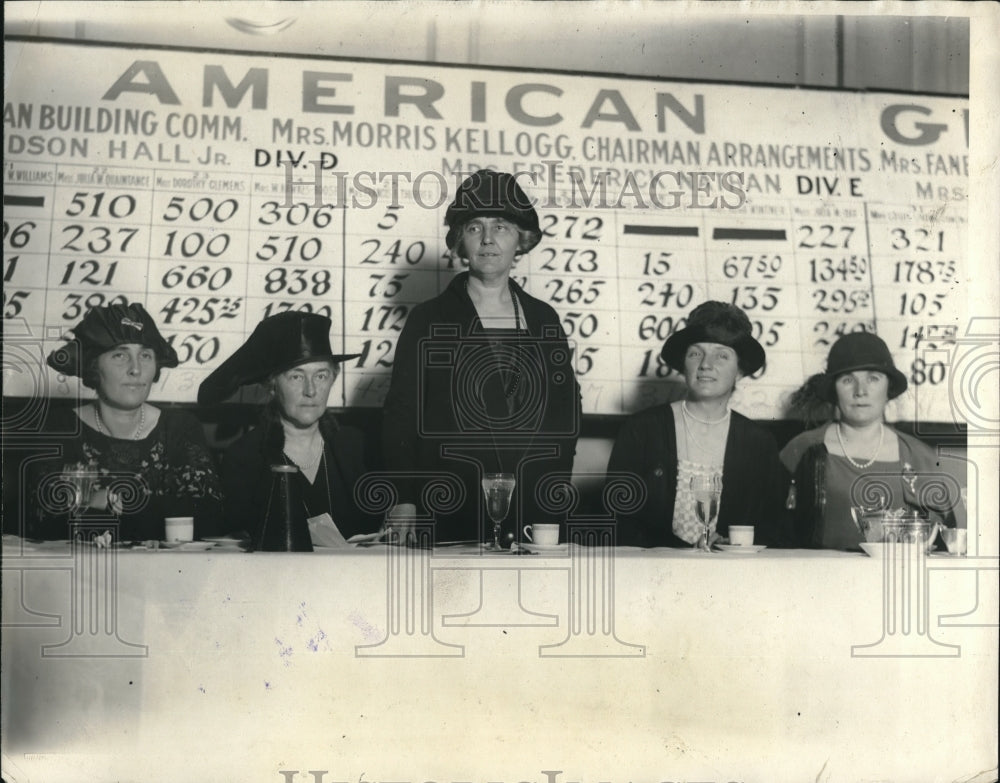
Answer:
3, 39, 968, 421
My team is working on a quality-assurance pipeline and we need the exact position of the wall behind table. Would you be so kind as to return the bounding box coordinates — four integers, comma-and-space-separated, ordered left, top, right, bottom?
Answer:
3, 7, 970, 94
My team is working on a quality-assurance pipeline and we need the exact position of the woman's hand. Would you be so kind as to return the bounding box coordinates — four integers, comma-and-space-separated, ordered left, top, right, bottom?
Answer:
385, 503, 417, 545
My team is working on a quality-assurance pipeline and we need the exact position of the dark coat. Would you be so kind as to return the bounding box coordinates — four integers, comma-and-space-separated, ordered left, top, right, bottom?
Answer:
607, 404, 790, 547
26, 406, 222, 541
382, 272, 581, 543
221, 417, 379, 540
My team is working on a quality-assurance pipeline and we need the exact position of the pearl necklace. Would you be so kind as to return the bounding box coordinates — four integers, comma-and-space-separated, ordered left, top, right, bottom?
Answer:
95, 404, 145, 440
284, 443, 322, 474
836, 421, 884, 469
682, 401, 731, 426
283, 429, 324, 475
680, 401, 729, 463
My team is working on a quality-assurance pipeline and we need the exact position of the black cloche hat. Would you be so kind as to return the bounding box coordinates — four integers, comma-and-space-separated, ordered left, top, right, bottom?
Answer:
822, 332, 908, 401
47, 303, 178, 378
660, 301, 766, 376
197, 312, 360, 405
444, 169, 541, 252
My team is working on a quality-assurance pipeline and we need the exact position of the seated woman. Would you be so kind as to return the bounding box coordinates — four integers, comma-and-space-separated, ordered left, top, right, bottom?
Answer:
31, 303, 222, 541
780, 332, 964, 549
608, 301, 788, 548
198, 311, 378, 543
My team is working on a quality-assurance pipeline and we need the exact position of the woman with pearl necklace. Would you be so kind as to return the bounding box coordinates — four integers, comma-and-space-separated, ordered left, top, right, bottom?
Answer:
780, 332, 965, 550
609, 301, 788, 548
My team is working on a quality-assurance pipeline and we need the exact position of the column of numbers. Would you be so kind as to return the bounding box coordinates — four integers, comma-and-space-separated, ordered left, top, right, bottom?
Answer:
706, 202, 800, 417
3, 163, 56, 397
146, 181, 251, 396
617, 217, 706, 412
792, 207, 874, 377
530, 210, 620, 413
3, 163, 56, 333
47, 166, 153, 332
867, 204, 965, 420
343, 197, 442, 407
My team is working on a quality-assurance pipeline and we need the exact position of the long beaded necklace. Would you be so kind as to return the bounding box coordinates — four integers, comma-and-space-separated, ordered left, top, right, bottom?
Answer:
467, 278, 523, 398
836, 421, 884, 469
94, 404, 146, 440
504, 287, 523, 398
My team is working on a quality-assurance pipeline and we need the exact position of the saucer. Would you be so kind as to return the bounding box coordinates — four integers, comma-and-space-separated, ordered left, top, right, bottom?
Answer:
715, 544, 767, 553
859, 543, 895, 558
521, 542, 567, 553
160, 540, 216, 551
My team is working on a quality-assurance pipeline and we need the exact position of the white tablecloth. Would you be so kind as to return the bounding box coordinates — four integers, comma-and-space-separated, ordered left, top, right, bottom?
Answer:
2, 537, 997, 783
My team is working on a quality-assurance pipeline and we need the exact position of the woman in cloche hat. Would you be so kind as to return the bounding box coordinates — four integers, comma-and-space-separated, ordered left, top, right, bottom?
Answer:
608, 300, 788, 549
31, 303, 221, 541
780, 332, 964, 549
198, 311, 378, 543
381, 169, 581, 546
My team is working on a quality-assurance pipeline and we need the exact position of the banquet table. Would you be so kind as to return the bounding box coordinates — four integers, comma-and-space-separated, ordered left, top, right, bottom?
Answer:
2, 532, 997, 783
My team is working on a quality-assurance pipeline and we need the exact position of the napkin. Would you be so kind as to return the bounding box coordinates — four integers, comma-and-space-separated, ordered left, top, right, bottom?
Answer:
307, 513, 349, 548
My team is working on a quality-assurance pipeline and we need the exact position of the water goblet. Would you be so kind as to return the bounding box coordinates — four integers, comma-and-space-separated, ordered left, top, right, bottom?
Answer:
62, 462, 97, 519
481, 473, 516, 551
690, 474, 722, 552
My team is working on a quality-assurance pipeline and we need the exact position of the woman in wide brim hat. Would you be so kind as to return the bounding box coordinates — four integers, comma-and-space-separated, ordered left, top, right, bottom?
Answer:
381, 168, 581, 547
199, 311, 377, 542
29, 303, 221, 541
608, 300, 788, 549
780, 331, 964, 550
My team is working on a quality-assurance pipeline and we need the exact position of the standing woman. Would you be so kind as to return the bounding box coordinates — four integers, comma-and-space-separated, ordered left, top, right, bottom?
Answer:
608, 301, 788, 547
198, 312, 378, 542
382, 169, 581, 543
32, 303, 222, 541
780, 332, 964, 549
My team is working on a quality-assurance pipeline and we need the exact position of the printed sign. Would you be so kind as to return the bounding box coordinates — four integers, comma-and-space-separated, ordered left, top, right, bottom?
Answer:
3, 39, 968, 420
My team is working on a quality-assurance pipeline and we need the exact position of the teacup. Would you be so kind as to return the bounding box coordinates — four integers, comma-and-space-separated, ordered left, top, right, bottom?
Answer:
941, 527, 968, 556
523, 523, 559, 547
728, 525, 755, 546
851, 507, 886, 543
164, 516, 194, 542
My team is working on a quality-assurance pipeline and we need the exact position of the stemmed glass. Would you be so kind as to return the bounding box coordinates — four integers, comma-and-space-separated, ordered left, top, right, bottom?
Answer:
481, 472, 516, 551
690, 474, 722, 552
63, 462, 97, 519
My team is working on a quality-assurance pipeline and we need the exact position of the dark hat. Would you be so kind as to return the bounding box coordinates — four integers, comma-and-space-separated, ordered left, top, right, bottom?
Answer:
660, 301, 766, 375
823, 332, 908, 401
444, 169, 541, 252
47, 303, 178, 378
197, 312, 361, 405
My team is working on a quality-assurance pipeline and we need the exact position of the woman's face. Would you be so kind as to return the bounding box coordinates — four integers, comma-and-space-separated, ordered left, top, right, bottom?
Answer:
272, 360, 338, 428
835, 370, 890, 426
95, 344, 156, 410
460, 217, 521, 278
683, 342, 742, 402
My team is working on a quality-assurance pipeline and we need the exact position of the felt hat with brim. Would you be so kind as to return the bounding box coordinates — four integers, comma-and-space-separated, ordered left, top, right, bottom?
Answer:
197, 312, 360, 405
823, 332, 908, 401
445, 169, 541, 252
47, 303, 178, 378
660, 301, 766, 375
